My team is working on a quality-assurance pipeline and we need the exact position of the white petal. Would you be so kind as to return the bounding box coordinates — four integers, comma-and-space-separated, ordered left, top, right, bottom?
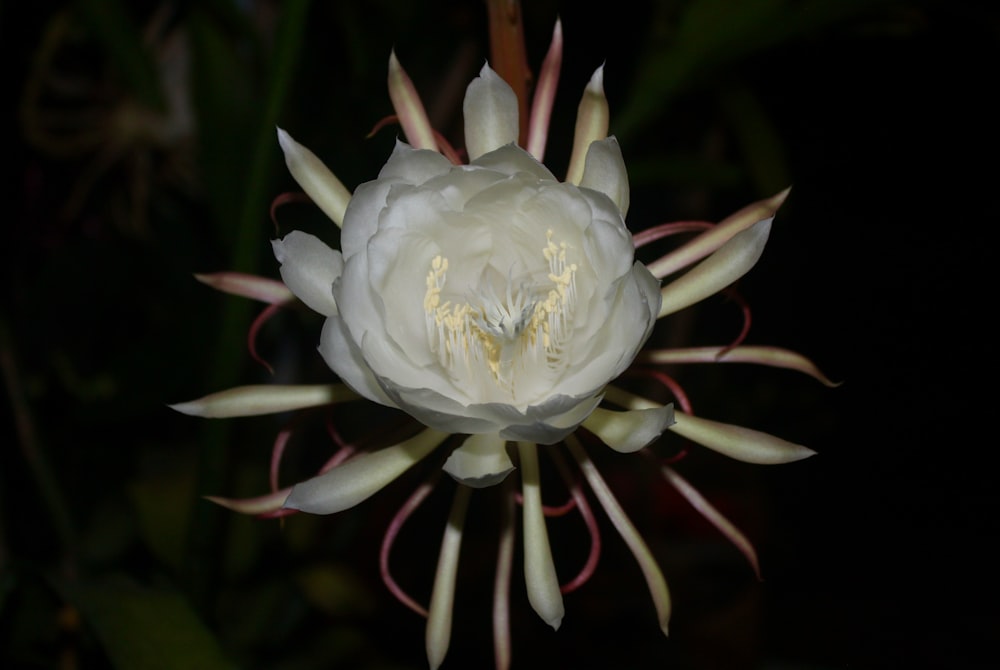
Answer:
276, 128, 351, 227
579, 136, 630, 218
582, 404, 675, 453
658, 217, 772, 318
669, 412, 816, 464
517, 442, 564, 629
283, 429, 449, 514
442, 433, 515, 488
318, 316, 396, 407
169, 384, 356, 418
463, 63, 519, 161
271, 231, 343, 317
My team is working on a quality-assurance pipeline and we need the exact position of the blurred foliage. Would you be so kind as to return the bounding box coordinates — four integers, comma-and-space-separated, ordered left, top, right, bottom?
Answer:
0, 0, 979, 668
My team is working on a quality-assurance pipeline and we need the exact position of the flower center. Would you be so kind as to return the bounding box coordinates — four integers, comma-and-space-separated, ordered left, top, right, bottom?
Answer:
423, 230, 578, 401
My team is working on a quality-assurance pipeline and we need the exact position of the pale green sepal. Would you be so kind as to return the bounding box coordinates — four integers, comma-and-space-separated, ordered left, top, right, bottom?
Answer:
169, 384, 358, 418
387, 51, 437, 151
647, 188, 789, 279
426, 485, 471, 670
566, 435, 671, 635
660, 465, 760, 579
658, 217, 772, 319
276, 128, 351, 227
582, 404, 675, 453
669, 412, 816, 464
517, 442, 564, 630
463, 63, 519, 161
565, 65, 609, 185
442, 433, 515, 488
283, 429, 449, 514
579, 136, 630, 218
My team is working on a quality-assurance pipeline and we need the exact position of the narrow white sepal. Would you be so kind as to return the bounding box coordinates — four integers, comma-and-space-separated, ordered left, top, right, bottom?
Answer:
669, 412, 816, 464
276, 128, 351, 227
442, 433, 514, 488
517, 442, 564, 630
566, 434, 671, 635
169, 384, 357, 418
582, 404, 675, 453
647, 188, 789, 279
426, 485, 471, 670
464, 63, 519, 161
565, 65, 609, 185
658, 217, 772, 318
579, 136, 630, 218
283, 429, 449, 514
388, 50, 438, 151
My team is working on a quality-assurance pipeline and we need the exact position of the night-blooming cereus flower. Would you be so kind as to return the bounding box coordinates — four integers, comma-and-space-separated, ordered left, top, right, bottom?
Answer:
173, 24, 832, 670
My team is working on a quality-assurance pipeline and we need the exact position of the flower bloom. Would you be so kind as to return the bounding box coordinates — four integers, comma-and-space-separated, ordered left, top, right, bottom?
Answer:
173, 22, 832, 670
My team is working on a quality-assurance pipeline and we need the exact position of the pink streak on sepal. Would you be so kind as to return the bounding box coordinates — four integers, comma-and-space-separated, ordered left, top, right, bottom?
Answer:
194, 272, 294, 304
526, 18, 563, 162
638, 346, 840, 387
633, 221, 714, 249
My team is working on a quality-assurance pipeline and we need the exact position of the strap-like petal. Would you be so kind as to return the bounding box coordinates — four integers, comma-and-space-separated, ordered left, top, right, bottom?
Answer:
169, 384, 357, 418
565, 65, 609, 185
658, 217, 771, 318
669, 412, 816, 464
647, 188, 789, 279
276, 128, 352, 227
517, 442, 564, 630
426, 485, 471, 670
388, 51, 437, 151
283, 429, 449, 514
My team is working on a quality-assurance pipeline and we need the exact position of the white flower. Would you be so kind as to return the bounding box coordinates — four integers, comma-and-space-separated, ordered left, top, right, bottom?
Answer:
172, 30, 831, 670
273, 66, 664, 492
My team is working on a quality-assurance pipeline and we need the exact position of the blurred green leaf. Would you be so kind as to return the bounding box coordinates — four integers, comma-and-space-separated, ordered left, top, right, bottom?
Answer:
615, 0, 897, 140
61, 575, 235, 670
74, 0, 166, 110
717, 84, 790, 194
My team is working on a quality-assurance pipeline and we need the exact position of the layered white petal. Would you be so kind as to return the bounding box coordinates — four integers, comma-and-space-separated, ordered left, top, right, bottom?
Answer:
442, 433, 515, 488
283, 429, 449, 514
463, 64, 519, 161
276, 128, 351, 227
271, 231, 343, 317
582, 404, 675, 453
579, 136, 630, 218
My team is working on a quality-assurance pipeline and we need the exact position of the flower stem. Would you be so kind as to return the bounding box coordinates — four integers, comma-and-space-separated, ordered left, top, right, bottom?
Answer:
487, 0, 530, 146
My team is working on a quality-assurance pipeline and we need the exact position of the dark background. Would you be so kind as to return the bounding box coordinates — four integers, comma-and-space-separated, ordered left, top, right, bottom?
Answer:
2, 0, 995, 668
